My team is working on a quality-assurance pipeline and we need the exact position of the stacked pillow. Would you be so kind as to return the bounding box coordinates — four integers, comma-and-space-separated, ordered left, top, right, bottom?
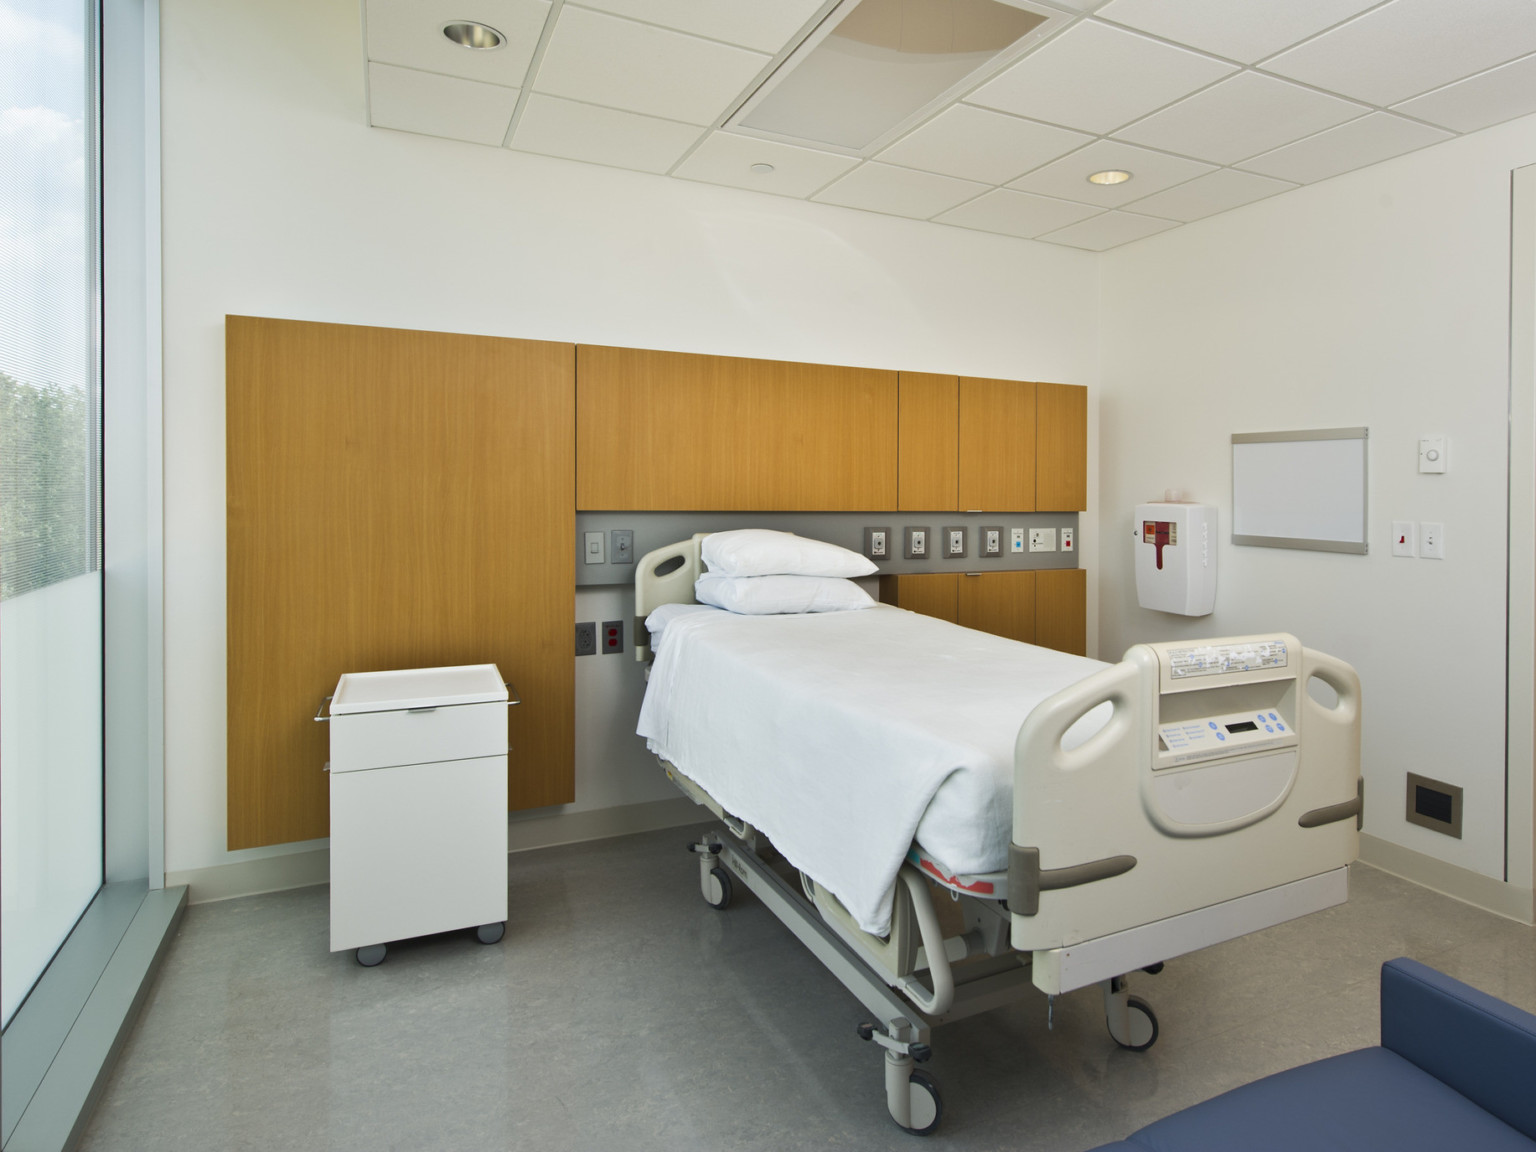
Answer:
696, 529, 877, 615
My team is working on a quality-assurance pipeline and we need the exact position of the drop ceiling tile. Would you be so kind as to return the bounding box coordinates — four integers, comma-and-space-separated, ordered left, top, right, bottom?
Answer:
1115, 72, 1368, 165
574, 0, 828, 54
1393, 52, 1536, 133
876, 105, 1092, 186
365, 0, 550, 87
367, 62, 519, 146
813, 162, 990, 220
1124, 168, 1297, 222
1238, 112, 1452, 184
674, 132, 859, 197
533, 6, 770, 125
1263, 0, 1536, 108
510, 93, 703, 173
1039, 210, 1180, 250
968, 20, 1236, 135
1009, 139, 1214, 208
935, 188, 1102, 239
1095, 0, 1379, 65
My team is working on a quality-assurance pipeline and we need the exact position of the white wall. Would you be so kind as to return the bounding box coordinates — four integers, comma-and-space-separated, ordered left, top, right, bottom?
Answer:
159, 0, 1100, 876
1099, 113, 1536, 882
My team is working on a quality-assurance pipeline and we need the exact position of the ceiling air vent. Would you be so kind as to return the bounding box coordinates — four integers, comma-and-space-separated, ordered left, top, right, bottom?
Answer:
726, 0, 1064, 156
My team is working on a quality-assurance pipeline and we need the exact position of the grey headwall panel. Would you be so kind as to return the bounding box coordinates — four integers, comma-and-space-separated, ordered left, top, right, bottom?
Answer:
574, 511, 1079, 586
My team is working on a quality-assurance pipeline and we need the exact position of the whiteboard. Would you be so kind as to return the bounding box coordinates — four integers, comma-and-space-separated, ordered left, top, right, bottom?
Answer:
1231, 428, 1368, 554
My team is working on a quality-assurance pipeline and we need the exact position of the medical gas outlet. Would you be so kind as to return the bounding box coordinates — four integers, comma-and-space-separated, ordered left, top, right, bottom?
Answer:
1135, 502, 1216, 616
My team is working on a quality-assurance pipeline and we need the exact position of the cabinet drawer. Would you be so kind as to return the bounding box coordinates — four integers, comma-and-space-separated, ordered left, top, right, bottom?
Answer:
330, 701, 506, 773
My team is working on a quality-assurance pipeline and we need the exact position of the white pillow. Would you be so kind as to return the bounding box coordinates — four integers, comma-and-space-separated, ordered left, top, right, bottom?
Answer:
695, 573, 875, 615
702, 529, 877, 579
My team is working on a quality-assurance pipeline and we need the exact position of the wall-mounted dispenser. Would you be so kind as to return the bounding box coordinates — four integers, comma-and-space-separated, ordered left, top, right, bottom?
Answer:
1135, 500, 1217, 616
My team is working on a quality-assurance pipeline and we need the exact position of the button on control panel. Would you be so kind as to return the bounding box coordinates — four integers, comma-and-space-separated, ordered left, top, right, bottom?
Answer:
1157, 708, 1295, 767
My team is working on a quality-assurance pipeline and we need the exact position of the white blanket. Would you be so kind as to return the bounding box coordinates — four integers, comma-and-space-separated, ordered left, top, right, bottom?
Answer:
637, 604, 1109, 935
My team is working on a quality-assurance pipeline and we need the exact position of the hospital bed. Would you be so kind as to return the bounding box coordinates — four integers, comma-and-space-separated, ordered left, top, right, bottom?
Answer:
635, 534, 1362, 1135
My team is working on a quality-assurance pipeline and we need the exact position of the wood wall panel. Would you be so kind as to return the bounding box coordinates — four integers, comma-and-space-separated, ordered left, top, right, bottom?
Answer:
576, 345, 897, 511
1035, 568, 1087, 656
879, 573, 958, 624
958, 378, 1036, 512
897, 372, 958, 511
227, 316, 575, 850
1036, 382, 1088, 511
959, 571, 1037, 645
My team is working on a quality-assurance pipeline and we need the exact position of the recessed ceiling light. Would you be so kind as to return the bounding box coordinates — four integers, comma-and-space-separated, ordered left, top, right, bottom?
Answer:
442, 21, 504, 49
750, 162, 776, 175
1088, 170, 1132, 186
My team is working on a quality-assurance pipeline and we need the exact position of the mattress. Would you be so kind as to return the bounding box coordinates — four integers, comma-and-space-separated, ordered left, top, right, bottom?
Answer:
637, 603, 1109, 935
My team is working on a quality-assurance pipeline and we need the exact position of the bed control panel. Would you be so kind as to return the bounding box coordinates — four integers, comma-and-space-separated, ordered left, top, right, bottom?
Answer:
1156, 709, 1296, 767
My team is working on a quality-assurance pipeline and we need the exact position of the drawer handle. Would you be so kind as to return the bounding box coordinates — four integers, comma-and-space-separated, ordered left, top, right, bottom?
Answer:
407, 706, 438, 714
313, 696, 333, 723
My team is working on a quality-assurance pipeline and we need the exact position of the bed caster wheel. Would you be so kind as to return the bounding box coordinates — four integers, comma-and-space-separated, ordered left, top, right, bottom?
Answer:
704, 865, 734, 909
1109, 995, 1159, 1051
1142, 962, 1165, 975
355, 944, 386, 967
475, 922, 505, 945
895, 1069, 943, 1136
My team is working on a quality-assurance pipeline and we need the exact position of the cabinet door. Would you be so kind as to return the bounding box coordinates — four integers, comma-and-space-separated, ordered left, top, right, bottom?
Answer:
897, 372, 958, 511
1036, 568, 1087, 656
958, 571, 1037, 644
879, 573, 959, 624
1036, 382, 1087, 511
958, 378, 1036, 512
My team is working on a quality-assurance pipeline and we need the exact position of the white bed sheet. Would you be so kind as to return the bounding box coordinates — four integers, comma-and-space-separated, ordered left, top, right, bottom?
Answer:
637, 603, 1109, 935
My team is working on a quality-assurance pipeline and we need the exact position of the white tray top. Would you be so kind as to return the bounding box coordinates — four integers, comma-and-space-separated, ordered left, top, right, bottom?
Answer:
331, 664, 505, 714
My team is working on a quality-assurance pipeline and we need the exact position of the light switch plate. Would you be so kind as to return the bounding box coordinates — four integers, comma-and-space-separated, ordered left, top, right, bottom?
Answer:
1061, 527, 1074, 552
610, 529, 634, 564
1420, 522, 1444, 559
1391, 521, 1416, 557
1010, 527, 1025, 553
583, 531, 605, 565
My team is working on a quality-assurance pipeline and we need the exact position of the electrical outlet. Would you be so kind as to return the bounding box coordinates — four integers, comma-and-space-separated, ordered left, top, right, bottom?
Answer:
1010, 527, 1025, 553
1061, 527, 1074, 552
942, 526, 966, 558
601, 620, 624, 654
904, 527, 929, 559
610, 529, 634, 564
1029, 528, 1056, 553
863, 526, 891, 560
575, 621, 597, 656
1391, 521, 1416, 557
981, 526, 1003, 557
583, 531, 605, 565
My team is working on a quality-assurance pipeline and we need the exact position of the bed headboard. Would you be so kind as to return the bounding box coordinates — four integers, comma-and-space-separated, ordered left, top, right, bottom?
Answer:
634, 533, 709, 662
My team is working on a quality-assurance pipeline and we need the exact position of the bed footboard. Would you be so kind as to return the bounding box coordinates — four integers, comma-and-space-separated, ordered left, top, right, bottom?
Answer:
1010, 633, 1360, 992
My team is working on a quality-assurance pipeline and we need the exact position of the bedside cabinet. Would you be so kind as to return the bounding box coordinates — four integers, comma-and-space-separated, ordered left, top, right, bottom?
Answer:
323, 664, 515, 966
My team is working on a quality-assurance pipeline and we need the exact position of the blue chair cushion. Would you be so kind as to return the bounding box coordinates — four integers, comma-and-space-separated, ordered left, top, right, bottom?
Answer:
1118, 1047, 1536, 1152
1381, 957, 1536, 1141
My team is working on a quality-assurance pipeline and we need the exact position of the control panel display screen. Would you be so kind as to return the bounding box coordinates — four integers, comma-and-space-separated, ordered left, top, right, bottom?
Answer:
1225, 720, 1259, 733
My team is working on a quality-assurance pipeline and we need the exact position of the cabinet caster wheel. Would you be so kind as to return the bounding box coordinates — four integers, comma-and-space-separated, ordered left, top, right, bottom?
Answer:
895, 1069, 942, 1136
475, 922, 505, 945
355, 944, 387, 967
704, 865, 734, 910
1109, 995, 1159, 1051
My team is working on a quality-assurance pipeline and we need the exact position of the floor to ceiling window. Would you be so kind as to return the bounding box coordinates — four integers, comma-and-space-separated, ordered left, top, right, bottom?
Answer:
1, 0, 104, 1028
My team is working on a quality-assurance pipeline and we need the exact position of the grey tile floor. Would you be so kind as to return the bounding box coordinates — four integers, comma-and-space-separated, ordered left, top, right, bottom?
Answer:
81, 827, 1536, 1151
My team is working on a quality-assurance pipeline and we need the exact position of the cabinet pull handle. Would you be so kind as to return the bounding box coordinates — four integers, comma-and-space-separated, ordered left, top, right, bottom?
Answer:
407, 706, 438, 714
313, 696, 333, 723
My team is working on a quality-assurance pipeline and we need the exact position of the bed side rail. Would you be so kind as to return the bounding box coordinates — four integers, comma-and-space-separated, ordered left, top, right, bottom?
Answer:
1010, 635, 1360, 965
633, 534, 708, 662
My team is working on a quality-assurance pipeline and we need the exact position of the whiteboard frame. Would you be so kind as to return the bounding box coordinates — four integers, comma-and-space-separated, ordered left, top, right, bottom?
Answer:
1231, 427, 1369, 555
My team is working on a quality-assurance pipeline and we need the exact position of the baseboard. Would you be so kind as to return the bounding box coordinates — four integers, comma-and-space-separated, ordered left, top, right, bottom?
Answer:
1359, 833, 1535, 924
170, 796, 705, 905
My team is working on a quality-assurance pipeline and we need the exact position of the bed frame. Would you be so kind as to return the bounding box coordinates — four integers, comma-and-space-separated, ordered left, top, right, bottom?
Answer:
636, 535, 1361, 1135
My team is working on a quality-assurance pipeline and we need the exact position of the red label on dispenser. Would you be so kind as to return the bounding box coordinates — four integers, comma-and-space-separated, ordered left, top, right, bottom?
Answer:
1143, 520, 1176, 569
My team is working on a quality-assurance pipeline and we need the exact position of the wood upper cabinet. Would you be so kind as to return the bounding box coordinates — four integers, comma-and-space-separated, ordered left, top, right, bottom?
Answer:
1036, 382, 1087, 512
897, 375, 1085, 512
226, 317, 576, 850
897, 373, 958, 511
577, 345, 897, 511
959, 377, 1037, 512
